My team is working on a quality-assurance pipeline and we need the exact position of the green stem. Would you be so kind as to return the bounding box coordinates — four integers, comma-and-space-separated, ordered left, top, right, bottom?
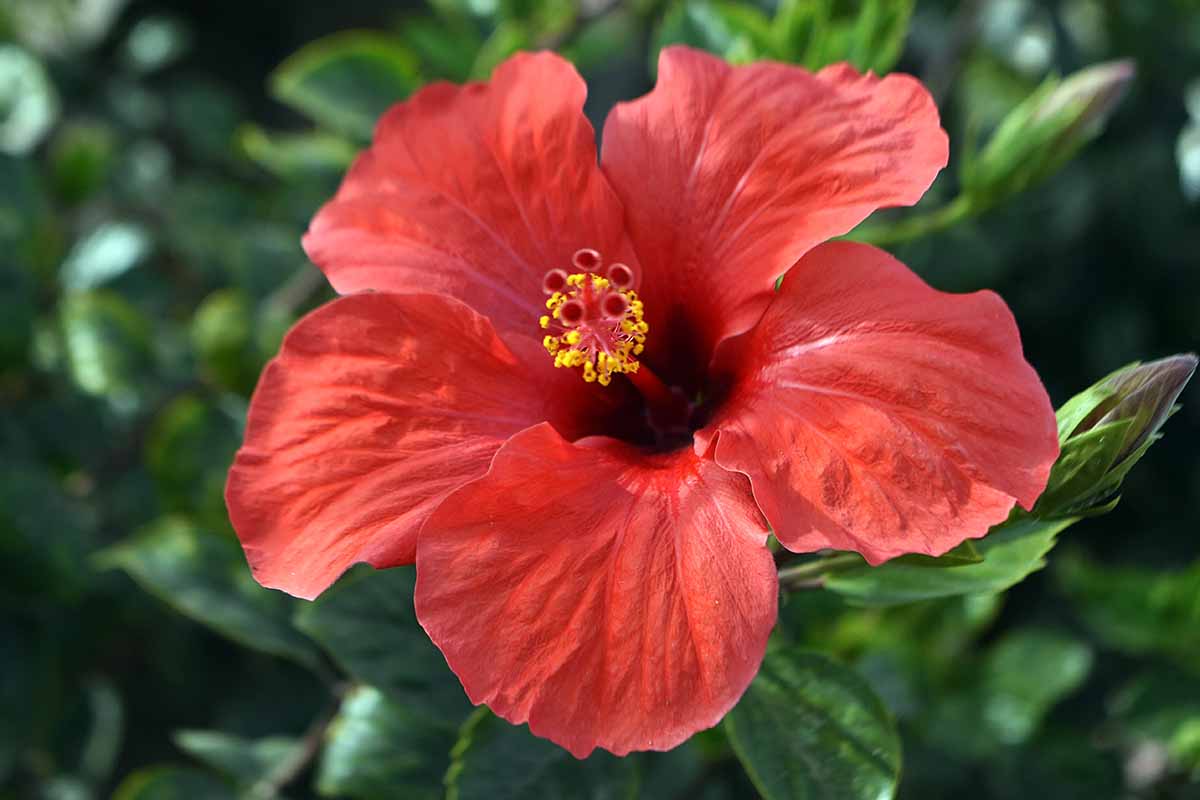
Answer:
777, 553, 865, 590
850, 194, 976, 247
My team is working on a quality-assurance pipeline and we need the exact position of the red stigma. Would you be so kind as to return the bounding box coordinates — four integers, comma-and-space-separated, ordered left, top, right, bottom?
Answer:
573, 248, 602, 271
607, 263, 634, 290
559, 300, 585, 326
543, 269, 568, 294
602, 293, 629, 319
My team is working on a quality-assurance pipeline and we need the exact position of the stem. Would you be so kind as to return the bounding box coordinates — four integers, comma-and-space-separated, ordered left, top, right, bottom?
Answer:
249, 698, 341, 799
849, 194, 975, 247
777, 553, 865, 590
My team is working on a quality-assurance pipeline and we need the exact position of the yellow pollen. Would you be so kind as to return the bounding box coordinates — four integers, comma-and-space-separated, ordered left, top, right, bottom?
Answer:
539, 267, 647, 387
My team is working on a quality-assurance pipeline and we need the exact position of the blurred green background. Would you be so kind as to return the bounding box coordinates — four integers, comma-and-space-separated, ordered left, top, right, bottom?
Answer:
2, 0, 1198, 798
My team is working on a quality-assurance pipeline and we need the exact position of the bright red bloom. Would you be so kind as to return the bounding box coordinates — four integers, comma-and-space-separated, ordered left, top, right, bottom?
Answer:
226, 47, 1059, 757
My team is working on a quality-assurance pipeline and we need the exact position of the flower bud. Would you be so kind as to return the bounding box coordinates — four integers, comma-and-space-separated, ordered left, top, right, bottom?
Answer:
964, 60, 1135, 206
1075, 354, 1198, 462
1036, 354, 1196, 517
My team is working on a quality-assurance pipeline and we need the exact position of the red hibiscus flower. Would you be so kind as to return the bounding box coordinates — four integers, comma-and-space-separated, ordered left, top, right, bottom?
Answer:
226, 47, 1059, 758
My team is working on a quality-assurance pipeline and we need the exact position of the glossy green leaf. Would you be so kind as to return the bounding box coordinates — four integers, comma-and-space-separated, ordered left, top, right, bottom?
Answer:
172, 730, 299, 786
294, 565, 470, 721
96, 516, 323, 670
725, 648, 901, 800
893, 539, 984, 567
317, 686, 454, 800
111, 766, 234, 800
445, 708, 639, 800
825, 515, 1079, 607
270, 31, 420, 140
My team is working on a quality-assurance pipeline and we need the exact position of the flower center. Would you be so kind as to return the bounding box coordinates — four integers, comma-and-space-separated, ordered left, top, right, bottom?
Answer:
539, 249, 647, 387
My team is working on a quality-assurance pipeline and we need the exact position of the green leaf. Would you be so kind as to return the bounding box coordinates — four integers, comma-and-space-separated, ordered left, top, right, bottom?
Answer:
1058, 553, 1200, 674
144, 394, 241, 527
563, 10, 640, 72
825, 515, 1079, 607
96, 516, 323, 670
59, 290, 153, 407
725, 648, 900, 800
122, 15, 191, 75
270, 31, 420, 140
469, 21, 531, 80
190, 290, 256, 393
445, 708, 639, 800
1112, 669, 1200, 739
317, 686, 454, 800
294, 565, 470, 721
112, 766, 234, 800
654, 1, 775, 67
843, 0, 914, 74
0, 260, 34, 368
237, 124, 357, 180
60, 221, 152, 293
0, 44, 58, 155
172, 729, 300, 786
977, 629, 1093, 745
892, 539, 984, 567
49, 120, 116, 205
772, 0, 913, 73
398, 14, 482, 82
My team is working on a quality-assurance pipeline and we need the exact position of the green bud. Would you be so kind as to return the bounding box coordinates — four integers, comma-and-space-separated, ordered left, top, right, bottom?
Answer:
964, 59, 1135, 206
1036, 354, 1196, 517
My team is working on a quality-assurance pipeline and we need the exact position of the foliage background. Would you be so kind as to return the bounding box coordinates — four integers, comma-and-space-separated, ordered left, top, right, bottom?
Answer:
2, 0, 1198, 798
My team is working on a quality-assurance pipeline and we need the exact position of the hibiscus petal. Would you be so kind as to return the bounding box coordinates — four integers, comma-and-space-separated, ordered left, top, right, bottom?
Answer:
303, 51, 632, 340
697, 241, 1059, 564
414, 424, 778, 758
601, 46, 948, 388
225, 293, 577, 600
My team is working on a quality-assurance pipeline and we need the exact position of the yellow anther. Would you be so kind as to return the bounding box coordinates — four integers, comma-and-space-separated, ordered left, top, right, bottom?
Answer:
535, 268, 647, 388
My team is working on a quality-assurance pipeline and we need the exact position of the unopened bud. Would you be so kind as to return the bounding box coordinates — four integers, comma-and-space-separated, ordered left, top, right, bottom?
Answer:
1036, 354, 1195, 517
964, 60, 1136, 205
1072, 354, 1197, 463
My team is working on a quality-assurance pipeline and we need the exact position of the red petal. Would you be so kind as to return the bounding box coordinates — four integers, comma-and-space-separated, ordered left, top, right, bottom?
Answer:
601, 47, 948, 388
697, 241, 1059, 564
414, 424, 778, 757
225, 293, 571, 600
304, 51, 632, 340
